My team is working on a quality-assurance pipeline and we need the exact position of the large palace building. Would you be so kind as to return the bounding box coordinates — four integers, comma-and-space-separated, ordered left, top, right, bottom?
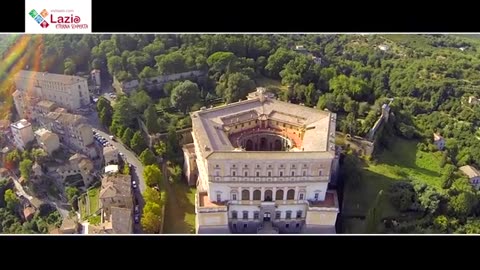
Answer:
184, 88, 340, 234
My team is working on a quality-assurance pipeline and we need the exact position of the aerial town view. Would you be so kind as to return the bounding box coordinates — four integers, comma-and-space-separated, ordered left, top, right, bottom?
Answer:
1, 34, 480, 234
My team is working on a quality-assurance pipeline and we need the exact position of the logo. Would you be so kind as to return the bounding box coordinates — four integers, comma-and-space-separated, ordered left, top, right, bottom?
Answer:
29, 9, 50, 28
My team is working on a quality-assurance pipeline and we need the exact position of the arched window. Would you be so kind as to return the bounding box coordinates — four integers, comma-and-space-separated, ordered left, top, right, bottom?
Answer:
279, 171, 283, 177
287, 189, 295, 200
244, 171, 248, 177
275, 190, 284, 201
264, 190, 273, 201
242, 190, 250, 200
253, 190, 261, 200
319, 170, 323, 176
231, 191, 238, 201
232, 171, 236, 176
291, 171, 295, 176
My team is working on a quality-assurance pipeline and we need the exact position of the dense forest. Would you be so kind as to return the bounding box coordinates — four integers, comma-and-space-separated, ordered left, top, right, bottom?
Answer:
3, 34, 480, 233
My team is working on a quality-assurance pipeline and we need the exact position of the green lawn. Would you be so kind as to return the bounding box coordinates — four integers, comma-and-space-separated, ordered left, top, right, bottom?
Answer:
78, 195, 87, 220
342, 137, 447, 219
163, 182, 196, 234
254, 76, 288, 95
87, 187, 100, 215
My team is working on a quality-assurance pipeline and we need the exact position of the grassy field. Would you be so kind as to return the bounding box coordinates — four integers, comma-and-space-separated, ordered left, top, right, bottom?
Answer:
87, 187, 100, 215
342, 137, 447, 219
254, 76, 288, 95
163, 181, 196, 234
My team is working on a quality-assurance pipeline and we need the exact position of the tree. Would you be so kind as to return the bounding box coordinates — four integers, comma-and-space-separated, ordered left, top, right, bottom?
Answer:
143, 187, 161, 203
122, 164, 130, 175
65, 186, 80, 203
155, 51, 188, 74
389, 182, 415, 212
5, 149, 21, 170
154, 141, 167, 158
144, 201, 162, 215
170, 80, 200, 114
216, 72, 255, 104
449, 192, 477, 218
365, 190, 384, 233
141, 209, 161, 233
140, 148, 156, 166
107, 55, 123, 76
265, 48, 296, 78
130, 131, 147, 155
111, 96, 136, 134
143, 165, 162, 187
144, 105, 160, 134
441, 164, 455, 189
97, 97, 113, 127
31, 148, 47, 163
64, 58, 77, 75
121, 128, 134, 147
130, 90, 151, 114
4, 189, 19, 211
169, 164, 182, 183
19, 159, 33, 180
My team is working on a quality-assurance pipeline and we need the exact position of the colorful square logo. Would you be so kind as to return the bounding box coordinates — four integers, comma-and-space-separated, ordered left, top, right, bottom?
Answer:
34, 15, 44, 24
40, 21, 49, 28
29, 9, 38, 18
40, 9, 49, 18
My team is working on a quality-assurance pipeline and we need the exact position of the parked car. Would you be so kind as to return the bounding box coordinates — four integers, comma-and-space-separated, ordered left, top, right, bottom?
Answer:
134, 215, 140, 224
132, 180, 137, 189
134, 205, 139, 214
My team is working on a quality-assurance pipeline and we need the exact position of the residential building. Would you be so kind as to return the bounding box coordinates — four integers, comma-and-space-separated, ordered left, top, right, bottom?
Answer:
10, 119, 34, 150
182, 143, 198, 186
32, 100, 57, 122
110, 206, 133, 234
57, 154, 95, 187
14, 70, 90, 112
59, 217, 78, 234
99, 174, 133, 220
91, 69, 101, 88
34, 128, 60, 155
31, 162, 43, 179
433, 133, 445, 151
42, 111, 97, 158
187, 88, 340, 234
12, 89, 41, 120
23, 206, 36, 221
103, 145, 119, 165
459, 165, 480, 189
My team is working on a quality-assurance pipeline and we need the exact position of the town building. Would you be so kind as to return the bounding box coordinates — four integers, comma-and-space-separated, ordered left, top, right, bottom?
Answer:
14, 70, 90, 113
459, 165, 480, 190
57, 154, 95, 187
186, 88, 340, 234
10, 119, 34, 150
42, 111, 97, 158
103, 145, 119, 165
433, 133, 445, 151
104, 164, 119, 175
91, 69, 101, 88
34, 128, 60, 155
99, 174, 133, 222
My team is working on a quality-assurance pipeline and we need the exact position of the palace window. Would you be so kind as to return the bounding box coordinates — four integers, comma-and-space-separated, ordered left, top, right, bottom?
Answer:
268, 171, 272, 177
319, 170, 323, 176
314, 193, 319, 200
244, 224, 247, 228
216, 193, 221, 202
253, 190, 261, 200
299, 193, 304, 200
291, 171, 295, 176
232, 193, 237, 201
303, 171, 306, 176
275, 211, 281, 220
242, 190, 250, 200
287, 189, 295, 200
242, 211, 248, 220
285, 224, 289, 228
275, 190, 284, 201
232, 171, 236, 176
296, 223, 300, 228
256, 171, 260, 177
279, 171, 283, 177
215, 164, 219, 168
296, 211, 303, 219
254, 211, 259, 220
257, 164, 260, 168
244, 171, 248, 177
232, 211, 238, 219
286, 211, 292, 220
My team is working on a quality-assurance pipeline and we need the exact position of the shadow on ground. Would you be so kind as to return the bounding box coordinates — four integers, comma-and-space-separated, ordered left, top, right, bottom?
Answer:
163, 181, 196, 234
